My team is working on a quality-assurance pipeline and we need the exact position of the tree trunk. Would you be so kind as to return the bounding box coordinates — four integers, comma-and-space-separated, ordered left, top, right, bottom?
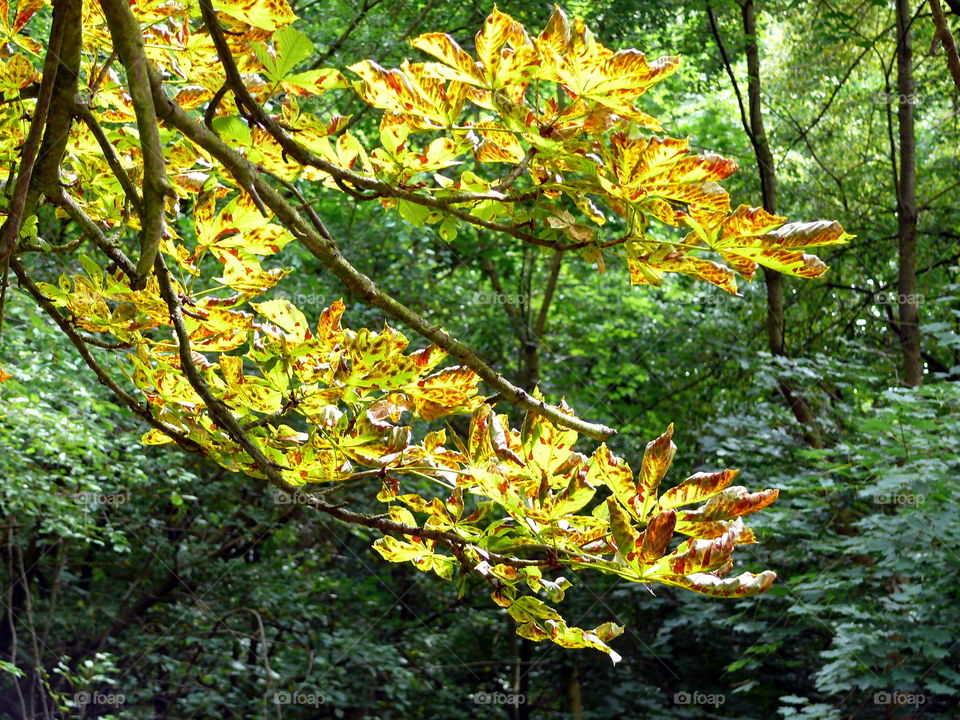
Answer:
896, 0, 923, 386
510, 252, 562, 720
741, 0, 824, 447
566, 657, 583, 719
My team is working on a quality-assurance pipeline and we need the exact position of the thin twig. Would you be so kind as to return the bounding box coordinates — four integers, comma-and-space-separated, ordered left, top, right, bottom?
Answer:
49, 188, 139, 281
204, 81, 229, 130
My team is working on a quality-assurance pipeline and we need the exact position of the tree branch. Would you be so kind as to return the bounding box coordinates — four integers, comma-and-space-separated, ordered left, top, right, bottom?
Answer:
480, 254, 523, 326
74, 102, 143, 215
309, 0, 386, 68
146, 65, 616, 441
9, 258, 199, 452
151, 256, 560, 568
929, 0, 960, 92
534, 250, 563, 340
0, 3, 65, 262
99, 0, 172, 286
705, 1, 755, 147
48, 188, 139, 281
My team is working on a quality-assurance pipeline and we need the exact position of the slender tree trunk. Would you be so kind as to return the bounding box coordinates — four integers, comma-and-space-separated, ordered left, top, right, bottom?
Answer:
896, 0, 923, 386
741, 0, 824, 447
566, 656, 583, 719
510, 252, 562, 720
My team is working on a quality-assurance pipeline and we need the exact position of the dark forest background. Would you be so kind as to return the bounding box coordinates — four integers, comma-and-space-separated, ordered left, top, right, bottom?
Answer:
2, 0, 959, 717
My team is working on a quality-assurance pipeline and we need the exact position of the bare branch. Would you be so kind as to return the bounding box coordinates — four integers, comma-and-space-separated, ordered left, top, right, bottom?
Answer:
480, 255, 523, 326
309, 0, 386, 68
203, 81, 229, 130
705, 1, 754, 147
534, 250, 563, 340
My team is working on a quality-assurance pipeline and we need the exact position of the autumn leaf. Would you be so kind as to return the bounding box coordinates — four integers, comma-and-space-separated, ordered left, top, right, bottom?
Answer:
709, 206, 852, 280
658, 469, 740, 510
536, 6, 678, 126
636, 424, 676, 520
213, 0, 297, 32
661, 570, 777, 598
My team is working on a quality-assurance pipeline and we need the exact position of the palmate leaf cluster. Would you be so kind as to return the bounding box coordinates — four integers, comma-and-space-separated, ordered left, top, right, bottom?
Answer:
0, 0, 849, 657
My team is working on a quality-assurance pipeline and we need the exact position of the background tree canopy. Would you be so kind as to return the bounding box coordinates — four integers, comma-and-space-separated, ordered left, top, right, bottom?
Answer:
0, 0, 958, 718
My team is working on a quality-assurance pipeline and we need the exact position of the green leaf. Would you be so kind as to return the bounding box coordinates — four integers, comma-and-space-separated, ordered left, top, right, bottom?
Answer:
438, 217, 459, 242
399, 199, 431, 226
0, 660, 25, 678
211, 116, 252, 147
266, 26, 314, 83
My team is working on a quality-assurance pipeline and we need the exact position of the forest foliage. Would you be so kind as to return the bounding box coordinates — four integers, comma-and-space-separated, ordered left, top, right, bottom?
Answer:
0, 0, 958, 717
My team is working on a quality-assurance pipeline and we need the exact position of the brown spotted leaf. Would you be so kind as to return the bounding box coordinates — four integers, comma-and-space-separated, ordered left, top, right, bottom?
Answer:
607, 497, 640, 569
710, 206, 851, 280
661, 570, 777, 598
394, 365, 482, 420
586, 443, 635, 513
410, 32, 484, 85
628, 250, 738, 294
638, 509, 676, 564
679, 486, 780, 522
658, 468, 739, 511
636, 424, 676, 520
652, 518, 742, 577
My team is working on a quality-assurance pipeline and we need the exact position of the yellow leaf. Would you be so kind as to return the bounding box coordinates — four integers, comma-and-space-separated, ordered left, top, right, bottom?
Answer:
251, 298, 311, 342
410, 32, 483, 85
213, 0, 297, 31
142, 428, 176, 445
